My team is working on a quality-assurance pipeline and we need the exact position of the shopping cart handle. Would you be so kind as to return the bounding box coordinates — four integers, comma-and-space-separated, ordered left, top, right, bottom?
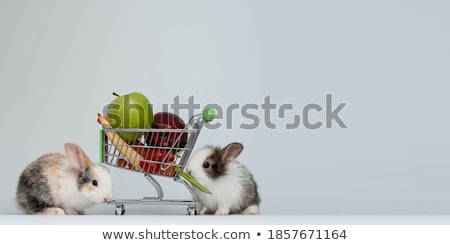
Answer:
202, 108, 216, 123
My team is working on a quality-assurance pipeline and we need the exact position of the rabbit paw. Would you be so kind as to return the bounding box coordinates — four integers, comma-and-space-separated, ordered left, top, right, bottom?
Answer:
41, 208, 65, 215
64, 209, 80, 215
242, 205, 260, 215
214, 210, 229, 216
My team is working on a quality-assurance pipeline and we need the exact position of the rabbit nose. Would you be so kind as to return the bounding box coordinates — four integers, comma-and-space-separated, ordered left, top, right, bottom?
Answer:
104, 197, 111, 203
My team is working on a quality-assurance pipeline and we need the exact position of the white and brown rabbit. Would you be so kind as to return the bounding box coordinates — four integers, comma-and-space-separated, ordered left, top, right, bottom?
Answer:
187, 142, 260, 215
16, 143, 113, 215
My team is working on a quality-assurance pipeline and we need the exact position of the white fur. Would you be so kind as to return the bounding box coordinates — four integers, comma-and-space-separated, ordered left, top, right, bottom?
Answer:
243, 205, 260, 215
187, 147, 251, 215
55, 160, 113, 213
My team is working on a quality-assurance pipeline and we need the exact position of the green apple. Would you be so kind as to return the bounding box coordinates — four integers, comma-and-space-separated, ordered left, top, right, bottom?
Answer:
107, 92, 153, 141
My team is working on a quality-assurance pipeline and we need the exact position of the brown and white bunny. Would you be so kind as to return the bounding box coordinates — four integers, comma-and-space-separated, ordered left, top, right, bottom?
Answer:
187, 142, 260, 215
16, 143, 113, 215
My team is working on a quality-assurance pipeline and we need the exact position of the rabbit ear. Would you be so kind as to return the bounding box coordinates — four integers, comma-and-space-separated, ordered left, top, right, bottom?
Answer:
64, 143, 92, 170
221, 142, 243, 163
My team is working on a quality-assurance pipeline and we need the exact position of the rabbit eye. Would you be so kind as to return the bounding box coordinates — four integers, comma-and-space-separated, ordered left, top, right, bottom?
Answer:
202, 162, 210, 168
92, 180, 98, 187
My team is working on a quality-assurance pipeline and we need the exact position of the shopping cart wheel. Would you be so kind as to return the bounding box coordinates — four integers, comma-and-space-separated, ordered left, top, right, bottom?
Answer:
186, 206, 196, 215
115, 204, 126, 215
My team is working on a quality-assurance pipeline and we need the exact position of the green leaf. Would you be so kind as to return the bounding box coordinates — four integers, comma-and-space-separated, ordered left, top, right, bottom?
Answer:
174, 167, 212, 194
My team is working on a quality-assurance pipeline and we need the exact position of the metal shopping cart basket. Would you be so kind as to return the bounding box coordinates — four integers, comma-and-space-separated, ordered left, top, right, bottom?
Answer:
98, 109, 215, 215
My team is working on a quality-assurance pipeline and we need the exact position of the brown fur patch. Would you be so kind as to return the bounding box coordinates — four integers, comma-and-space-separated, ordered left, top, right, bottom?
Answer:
82, 152, 94, 169
82, 184, 96, 192
203, 148, 226, 179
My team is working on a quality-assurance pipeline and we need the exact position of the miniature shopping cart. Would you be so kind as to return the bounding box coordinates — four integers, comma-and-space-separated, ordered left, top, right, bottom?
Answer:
98, 109, 215, 215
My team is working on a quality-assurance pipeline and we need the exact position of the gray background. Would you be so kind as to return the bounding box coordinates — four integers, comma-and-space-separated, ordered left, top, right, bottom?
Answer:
0, 0, 449, 215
